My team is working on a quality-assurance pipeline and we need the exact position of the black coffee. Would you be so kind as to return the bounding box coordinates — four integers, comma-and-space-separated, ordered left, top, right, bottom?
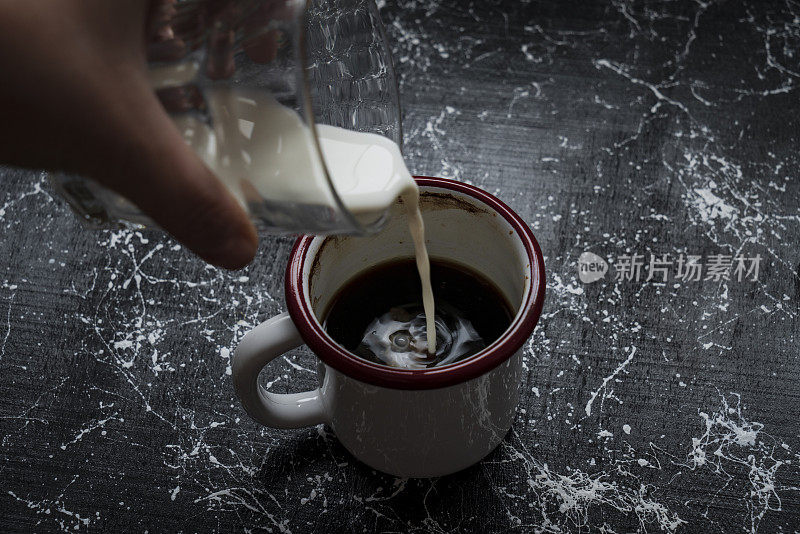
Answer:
323, 259, 514, 369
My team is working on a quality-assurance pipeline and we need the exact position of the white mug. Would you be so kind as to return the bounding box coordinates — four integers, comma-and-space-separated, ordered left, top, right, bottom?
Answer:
232, 177, 545, 477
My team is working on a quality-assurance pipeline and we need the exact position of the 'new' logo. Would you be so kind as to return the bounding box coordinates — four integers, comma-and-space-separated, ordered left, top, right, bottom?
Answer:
578, 252, 608, 283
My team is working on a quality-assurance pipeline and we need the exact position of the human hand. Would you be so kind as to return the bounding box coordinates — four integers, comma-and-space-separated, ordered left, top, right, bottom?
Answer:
0, 0, 262, 269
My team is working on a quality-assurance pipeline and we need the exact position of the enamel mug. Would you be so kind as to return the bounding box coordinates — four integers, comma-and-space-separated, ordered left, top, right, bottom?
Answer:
232, 177, 545, 477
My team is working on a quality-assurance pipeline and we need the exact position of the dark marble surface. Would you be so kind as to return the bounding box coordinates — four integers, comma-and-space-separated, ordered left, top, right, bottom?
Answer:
2, 0, 800, 532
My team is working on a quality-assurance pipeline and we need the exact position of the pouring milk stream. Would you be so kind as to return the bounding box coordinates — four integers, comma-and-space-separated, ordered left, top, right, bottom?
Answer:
173, 86, 438, 359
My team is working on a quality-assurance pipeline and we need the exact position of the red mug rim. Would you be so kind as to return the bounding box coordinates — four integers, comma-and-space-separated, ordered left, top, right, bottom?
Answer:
285, 176, 546, 390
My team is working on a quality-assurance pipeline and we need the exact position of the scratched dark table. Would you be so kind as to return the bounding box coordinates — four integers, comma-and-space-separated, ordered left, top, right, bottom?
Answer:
2, 1, 799, 532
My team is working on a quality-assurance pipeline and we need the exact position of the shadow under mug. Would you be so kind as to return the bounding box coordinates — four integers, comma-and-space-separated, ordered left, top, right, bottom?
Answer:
232, 177, 546, 477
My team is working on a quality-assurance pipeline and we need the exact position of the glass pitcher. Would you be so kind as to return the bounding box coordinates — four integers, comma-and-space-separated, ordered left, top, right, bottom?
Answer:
50, 0, 402, 235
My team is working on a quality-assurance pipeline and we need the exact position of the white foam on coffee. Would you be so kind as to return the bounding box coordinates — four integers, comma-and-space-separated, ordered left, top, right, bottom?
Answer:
172, 87, 437, 355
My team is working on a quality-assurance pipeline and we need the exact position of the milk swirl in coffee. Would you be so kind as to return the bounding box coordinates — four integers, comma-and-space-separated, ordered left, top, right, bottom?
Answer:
323, 260, 514, 369
173, 87, 438, 358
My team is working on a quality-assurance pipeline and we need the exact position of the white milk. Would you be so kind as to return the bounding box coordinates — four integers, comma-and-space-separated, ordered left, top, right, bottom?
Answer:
172, 87, 437, 354
399, 188, 436, 355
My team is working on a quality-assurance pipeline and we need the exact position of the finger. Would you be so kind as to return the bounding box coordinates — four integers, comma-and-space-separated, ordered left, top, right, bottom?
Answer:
146, 0, 187, 61
127, 150, 259, 270
91, 74, 258, 269
205, 1, 238, 79
206, 27, 236, 79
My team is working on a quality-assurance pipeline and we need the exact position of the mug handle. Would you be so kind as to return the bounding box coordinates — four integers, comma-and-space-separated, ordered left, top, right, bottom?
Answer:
232, 312, 328, 429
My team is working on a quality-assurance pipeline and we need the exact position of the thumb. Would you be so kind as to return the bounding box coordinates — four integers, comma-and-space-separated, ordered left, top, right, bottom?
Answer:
90, 74, 258, 270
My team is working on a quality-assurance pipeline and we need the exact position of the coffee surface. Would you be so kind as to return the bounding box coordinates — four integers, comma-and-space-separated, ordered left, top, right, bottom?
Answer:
323, 259, 514, 369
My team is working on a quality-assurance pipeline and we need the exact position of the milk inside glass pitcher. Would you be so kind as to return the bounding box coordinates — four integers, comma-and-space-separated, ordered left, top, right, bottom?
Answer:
168, 86, 415, 231
51, 0, 407, 235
